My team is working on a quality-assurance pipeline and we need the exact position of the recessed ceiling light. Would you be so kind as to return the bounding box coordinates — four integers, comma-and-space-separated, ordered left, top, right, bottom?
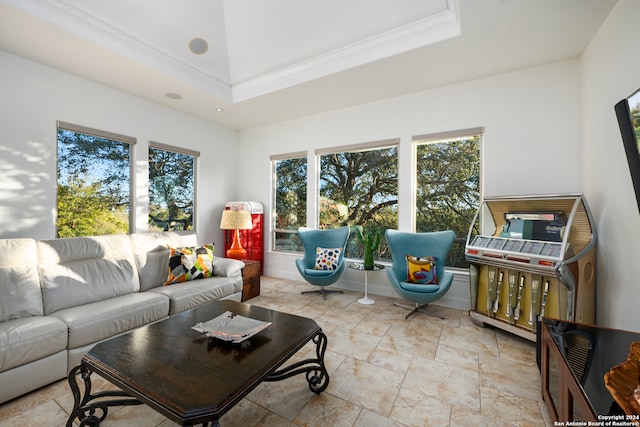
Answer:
189, 38, 208, 55
165, 92, 182, 100
216, 108, 224, 112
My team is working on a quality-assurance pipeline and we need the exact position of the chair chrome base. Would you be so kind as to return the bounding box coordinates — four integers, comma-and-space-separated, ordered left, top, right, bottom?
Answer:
302, 287, 343, 300
393, 302, 444, 320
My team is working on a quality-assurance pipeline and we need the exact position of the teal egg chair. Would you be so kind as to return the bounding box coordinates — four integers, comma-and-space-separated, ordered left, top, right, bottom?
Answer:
385, 229, 456, 319
295, 226, 350, 300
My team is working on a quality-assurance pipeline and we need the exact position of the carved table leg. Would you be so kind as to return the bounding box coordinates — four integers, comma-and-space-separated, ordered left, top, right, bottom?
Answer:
264, 330, 329, 394
66, 363, 143, 427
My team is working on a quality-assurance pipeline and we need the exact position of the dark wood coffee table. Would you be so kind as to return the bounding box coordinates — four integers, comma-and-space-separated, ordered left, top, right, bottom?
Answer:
66, 300, 329, 426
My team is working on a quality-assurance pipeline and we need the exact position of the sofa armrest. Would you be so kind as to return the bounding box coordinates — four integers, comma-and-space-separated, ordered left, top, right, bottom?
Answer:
212, 257, 244, 277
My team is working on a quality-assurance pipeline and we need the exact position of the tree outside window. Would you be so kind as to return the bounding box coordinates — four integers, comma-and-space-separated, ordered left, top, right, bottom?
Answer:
630, 92, 640, 139
319, 143, 398, 261
56, 124, 132, 237
148, 145, 196, 231
272, 154, 307, 251
415, 133, 480, 268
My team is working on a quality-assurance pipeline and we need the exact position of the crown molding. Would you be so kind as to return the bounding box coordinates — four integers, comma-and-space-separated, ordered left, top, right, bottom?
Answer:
3, 0, 459, 104
232, 0, 460, 102
3, 0, 233, 102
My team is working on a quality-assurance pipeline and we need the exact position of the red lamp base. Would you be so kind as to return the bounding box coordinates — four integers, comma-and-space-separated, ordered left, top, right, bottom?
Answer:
226, 229, 246, 260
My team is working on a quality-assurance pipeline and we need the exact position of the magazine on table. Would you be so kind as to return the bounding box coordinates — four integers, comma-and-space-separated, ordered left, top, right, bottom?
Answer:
192, 311, 272, 343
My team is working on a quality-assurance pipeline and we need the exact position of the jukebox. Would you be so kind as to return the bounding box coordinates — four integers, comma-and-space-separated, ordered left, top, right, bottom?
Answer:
465, 194, 596, 341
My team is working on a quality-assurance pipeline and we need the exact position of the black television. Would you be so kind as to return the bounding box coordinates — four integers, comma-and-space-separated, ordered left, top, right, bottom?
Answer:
614, 88, 640, 213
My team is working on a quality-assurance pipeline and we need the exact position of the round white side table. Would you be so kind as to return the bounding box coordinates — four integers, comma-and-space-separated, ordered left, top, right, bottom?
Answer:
348, 262, 385, 305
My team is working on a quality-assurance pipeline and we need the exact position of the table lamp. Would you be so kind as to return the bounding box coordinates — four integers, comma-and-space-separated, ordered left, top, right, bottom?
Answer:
220, 209, 253, 260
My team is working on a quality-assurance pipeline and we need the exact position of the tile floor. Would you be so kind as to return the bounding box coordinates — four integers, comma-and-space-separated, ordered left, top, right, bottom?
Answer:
0, 276, 553, 426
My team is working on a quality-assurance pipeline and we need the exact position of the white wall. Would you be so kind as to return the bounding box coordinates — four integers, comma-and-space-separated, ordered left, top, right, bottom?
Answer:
0, 51, 238, 245
5, 2, 635, 326
237, 59, 583, 310
581, 0, 640, 330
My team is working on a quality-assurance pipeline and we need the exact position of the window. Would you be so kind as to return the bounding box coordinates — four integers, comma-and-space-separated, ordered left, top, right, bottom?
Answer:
148, 142, 197, 231
318, 140, 399, 260
56, 122, 134, 237
271, 152, 307, 251
414, 129, 481, 268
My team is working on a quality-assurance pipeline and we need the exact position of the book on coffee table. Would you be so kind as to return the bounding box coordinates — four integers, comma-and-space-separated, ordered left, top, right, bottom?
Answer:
192, 311, 272, 343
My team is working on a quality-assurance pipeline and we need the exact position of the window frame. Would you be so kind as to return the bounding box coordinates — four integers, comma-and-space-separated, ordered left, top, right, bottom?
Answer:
270, 151, 308, 253
316, 139, 399, 261
413, 127, 483, 269
148, 141, 199, 233
56, 121, 136, 236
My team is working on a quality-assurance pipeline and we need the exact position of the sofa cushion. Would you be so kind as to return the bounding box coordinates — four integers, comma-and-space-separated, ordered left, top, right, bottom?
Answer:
130, 232, 199, 291
0, 351, 67, 405
148, 276, 242, 315
0, 238, 43, 322
303, 269, 334, 277
164, 243, 214, 285
399, 281, 440, 293
38, 235, 140, 315
211, 257, 244, 277
51, 292, 169, 349
0, 316, 67, 372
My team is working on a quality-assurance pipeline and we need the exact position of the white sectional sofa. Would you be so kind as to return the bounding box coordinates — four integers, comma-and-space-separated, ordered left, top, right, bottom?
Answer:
0, 231, 244, 404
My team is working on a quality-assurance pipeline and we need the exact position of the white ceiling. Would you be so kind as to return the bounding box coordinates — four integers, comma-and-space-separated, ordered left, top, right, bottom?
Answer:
0, 0, 616, 130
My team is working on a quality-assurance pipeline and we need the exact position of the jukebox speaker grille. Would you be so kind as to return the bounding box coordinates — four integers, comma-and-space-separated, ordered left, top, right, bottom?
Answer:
564, 332, 594, 385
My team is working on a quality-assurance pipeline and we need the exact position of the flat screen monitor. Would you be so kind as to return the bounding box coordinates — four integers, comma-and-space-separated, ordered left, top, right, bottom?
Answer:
614, 88, 640, 213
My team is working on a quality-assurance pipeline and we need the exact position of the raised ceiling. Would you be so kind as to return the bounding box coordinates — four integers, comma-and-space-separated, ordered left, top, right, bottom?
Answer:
0, 0, 616, 130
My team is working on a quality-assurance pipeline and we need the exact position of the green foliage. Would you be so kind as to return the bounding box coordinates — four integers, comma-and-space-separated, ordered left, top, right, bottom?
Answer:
320, 148, 398, 226
57, 130, 129, 197
416, 137, 480, 267
56, 129, 130, 237
354, 225, 382, 269
273, 157, 307, 251
631, 102, 640, 149
274, 158, 306, 229
312, 139, 480, 266
57, 131, 196, 236
57, 181, 128, 237
148, 148, 194, 231
319, 147, 398, 260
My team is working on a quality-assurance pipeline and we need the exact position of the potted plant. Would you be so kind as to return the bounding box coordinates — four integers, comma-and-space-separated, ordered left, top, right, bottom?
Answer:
354, 225, 381, 270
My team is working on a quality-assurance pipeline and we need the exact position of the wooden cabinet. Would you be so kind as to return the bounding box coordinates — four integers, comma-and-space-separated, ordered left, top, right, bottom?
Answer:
241, 259, 261, 301
541, 318, 640, 422
541, 319, 595, 421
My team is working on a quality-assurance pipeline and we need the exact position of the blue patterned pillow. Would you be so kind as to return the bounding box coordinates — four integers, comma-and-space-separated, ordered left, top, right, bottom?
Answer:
314, 247, 342, 270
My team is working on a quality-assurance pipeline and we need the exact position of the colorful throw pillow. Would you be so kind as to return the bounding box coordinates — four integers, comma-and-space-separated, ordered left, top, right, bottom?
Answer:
406, 255, 438, 284
314, 247, 342, 270
164, 243, 215, 286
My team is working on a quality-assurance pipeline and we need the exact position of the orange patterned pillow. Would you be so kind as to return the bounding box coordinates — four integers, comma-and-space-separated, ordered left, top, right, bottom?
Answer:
164, 244, 214, 285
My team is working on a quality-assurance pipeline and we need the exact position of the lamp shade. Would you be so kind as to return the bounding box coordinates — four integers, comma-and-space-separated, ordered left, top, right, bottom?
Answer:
220, 209, 253, 230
